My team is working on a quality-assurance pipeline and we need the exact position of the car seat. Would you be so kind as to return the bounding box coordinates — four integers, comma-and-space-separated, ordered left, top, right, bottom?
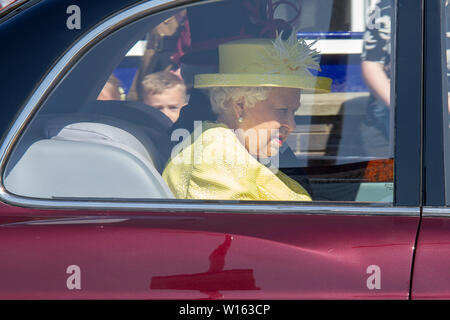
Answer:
4, 113, 174, 199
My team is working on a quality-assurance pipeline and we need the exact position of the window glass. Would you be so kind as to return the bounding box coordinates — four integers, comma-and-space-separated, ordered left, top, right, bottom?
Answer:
3, 0, 395, 203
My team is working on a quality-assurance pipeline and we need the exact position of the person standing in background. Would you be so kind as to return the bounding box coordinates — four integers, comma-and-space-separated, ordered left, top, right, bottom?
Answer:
360, 0, 393, 157
127, 11, 190, 101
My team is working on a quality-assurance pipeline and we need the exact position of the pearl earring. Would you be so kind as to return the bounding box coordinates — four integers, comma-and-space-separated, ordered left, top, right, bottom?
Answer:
238, 116, 243, 123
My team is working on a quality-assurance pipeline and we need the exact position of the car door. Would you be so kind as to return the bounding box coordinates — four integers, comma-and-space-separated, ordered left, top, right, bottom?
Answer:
0, 0, 422, 299
411, 0, 450, 299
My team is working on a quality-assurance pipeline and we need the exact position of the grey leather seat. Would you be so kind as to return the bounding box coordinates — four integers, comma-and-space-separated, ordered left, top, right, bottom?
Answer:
4, 115, 174, 199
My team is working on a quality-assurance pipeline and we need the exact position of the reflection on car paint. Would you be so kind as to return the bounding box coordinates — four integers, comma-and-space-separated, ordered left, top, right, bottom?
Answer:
150, 235, 260, 299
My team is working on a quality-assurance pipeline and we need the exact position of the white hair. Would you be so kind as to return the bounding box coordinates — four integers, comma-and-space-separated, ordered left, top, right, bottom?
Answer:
207, 87, 271, 115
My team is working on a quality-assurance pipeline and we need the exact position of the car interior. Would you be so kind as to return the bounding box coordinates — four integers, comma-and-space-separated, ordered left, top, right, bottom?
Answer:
4, 9, 178, 199
3, 0, 394, 203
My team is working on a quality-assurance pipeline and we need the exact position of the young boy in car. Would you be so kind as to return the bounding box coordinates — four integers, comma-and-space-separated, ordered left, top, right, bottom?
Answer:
141, 71, 187, 123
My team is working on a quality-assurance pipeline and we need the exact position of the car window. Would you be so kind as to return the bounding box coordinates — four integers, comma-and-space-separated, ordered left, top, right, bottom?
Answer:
2, 0, 395, 203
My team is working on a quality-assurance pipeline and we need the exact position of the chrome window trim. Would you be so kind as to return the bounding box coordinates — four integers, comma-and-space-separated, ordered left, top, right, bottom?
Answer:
0, 0, 33, 22
0, 194, 420, 216
423, 207, 450, 218
0, 0, 412, 217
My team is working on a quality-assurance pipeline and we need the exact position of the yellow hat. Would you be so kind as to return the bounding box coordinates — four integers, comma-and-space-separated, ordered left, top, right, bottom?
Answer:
194, 32, 332, 93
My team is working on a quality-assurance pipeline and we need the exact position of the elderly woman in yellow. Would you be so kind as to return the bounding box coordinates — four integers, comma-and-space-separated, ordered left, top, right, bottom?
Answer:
162, 32, 331, 201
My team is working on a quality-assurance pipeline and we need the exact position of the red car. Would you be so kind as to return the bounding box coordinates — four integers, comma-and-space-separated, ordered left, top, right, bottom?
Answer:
0, 0, 448, 299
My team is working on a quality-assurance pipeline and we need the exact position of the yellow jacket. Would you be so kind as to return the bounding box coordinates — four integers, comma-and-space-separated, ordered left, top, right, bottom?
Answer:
162, 122, 311, 201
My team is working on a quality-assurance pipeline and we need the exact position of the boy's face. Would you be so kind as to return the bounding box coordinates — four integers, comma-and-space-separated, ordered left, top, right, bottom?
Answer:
143, 85, 187, 123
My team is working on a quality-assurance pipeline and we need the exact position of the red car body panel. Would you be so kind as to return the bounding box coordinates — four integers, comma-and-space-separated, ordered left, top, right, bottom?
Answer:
0, 202, 418, 299
411, 217, 450, 299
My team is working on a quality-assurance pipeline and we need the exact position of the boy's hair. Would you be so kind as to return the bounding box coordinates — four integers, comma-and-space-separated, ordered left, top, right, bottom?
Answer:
141, 71, 186, 96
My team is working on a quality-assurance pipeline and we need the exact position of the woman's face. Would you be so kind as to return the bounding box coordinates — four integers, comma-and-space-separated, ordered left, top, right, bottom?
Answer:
237, 87, 301, 158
